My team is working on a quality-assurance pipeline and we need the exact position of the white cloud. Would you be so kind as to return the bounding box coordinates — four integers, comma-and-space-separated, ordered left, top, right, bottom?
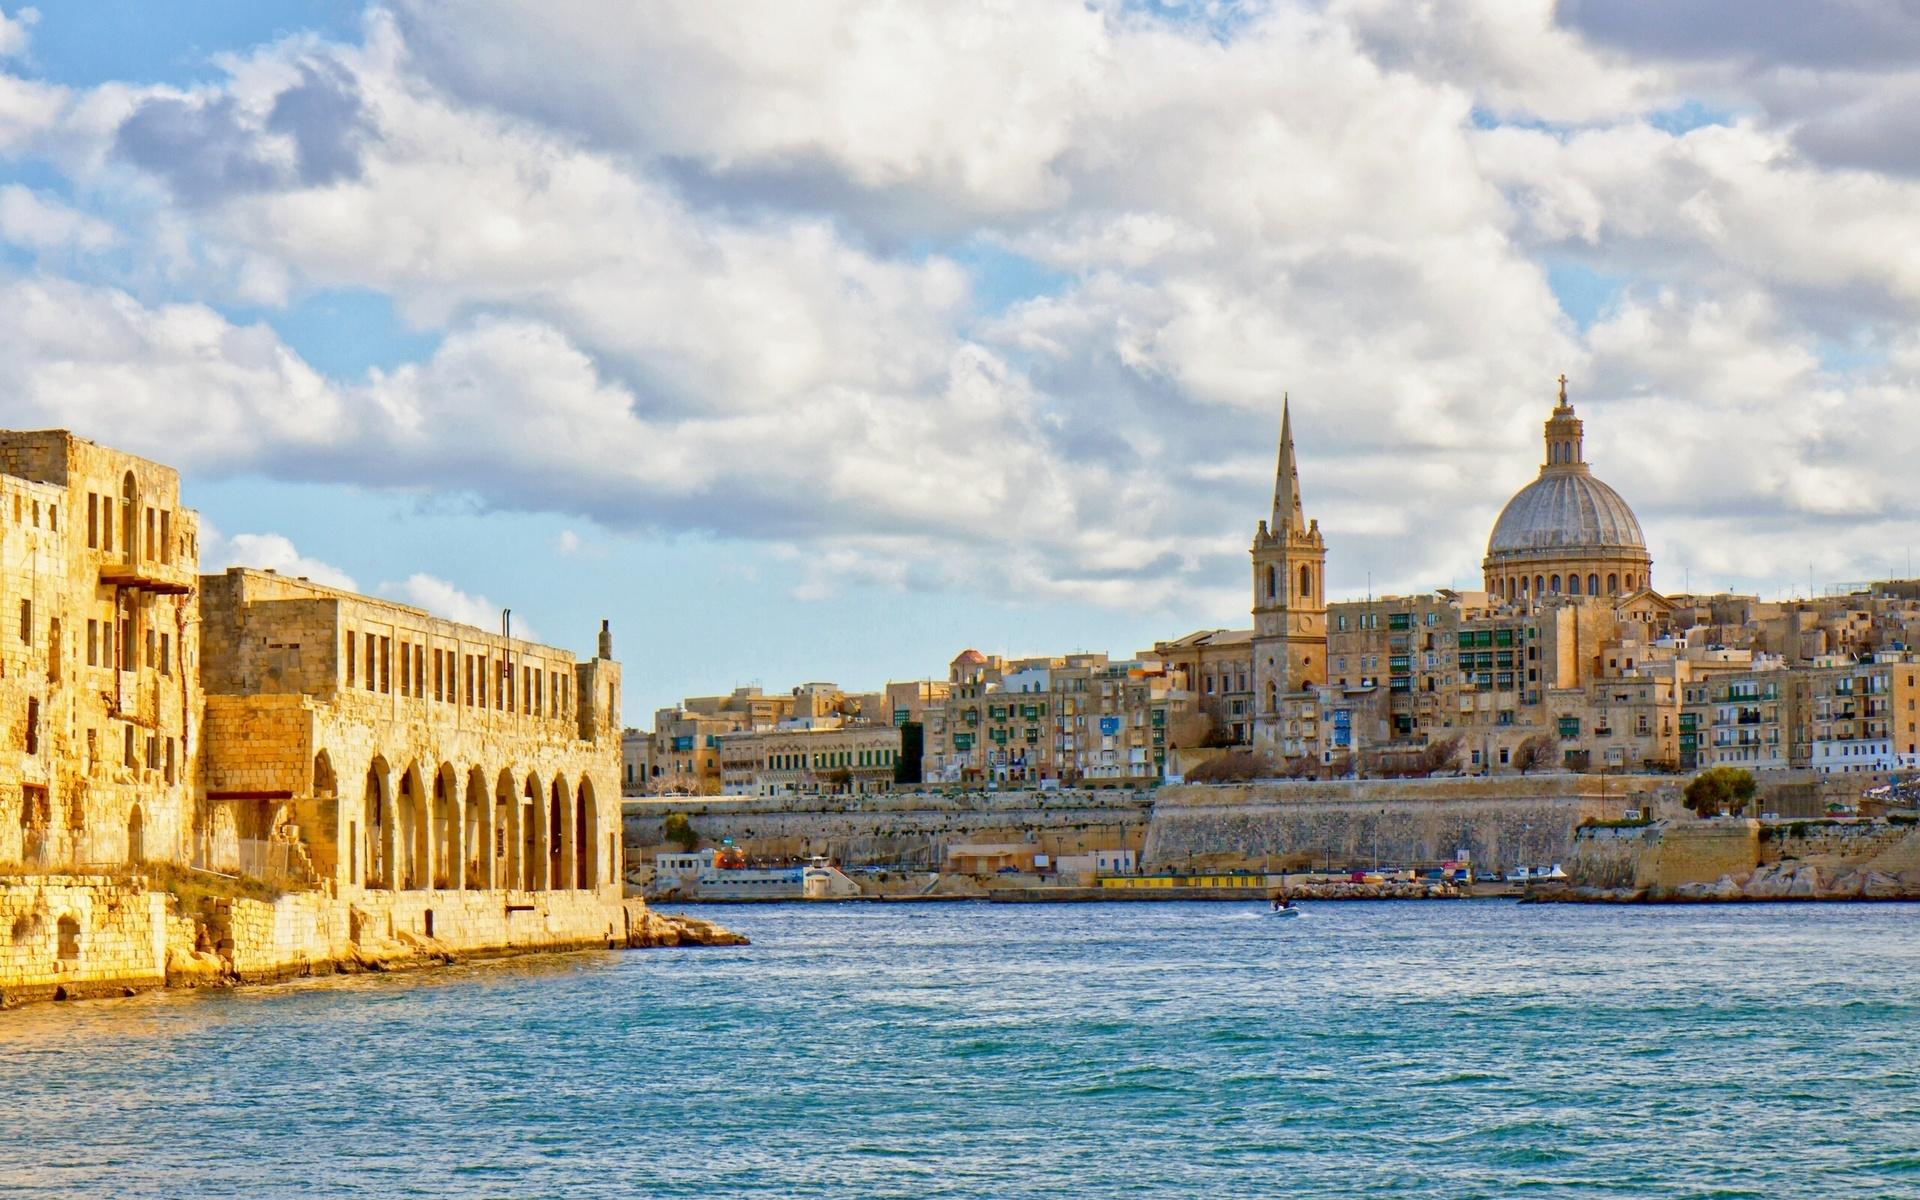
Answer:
0, 184, 114, 249
380, 572, 531, 641
553, 529, 580, 555
201, 527, 358, 591
0, 0, 1913, 617
0, 7, 36, 60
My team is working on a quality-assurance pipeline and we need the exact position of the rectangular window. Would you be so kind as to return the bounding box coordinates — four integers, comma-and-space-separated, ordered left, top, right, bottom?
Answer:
380, 636, 391, 694
87, 493, 98, 548
346, 631, 357, 687
17, 598, 28, 644
434, 650, 444, 702
400, 641, 411, 695
160, 633, 171, 677
102, 500, 112, 552
87, 619, 98, 667
414, 644, 425, 699
364, 633, 375, 689
165, 737, 175, 784
160, 510, 171, 563
120, 616, 131, 669
145, 628, 155, 669
465, 654, 475, 707
124, 725, 136, 767
145, 507, 156, 559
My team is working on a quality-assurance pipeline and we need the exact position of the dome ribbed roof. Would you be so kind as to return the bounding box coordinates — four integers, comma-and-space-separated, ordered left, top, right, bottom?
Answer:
1487, 469, 1645, 556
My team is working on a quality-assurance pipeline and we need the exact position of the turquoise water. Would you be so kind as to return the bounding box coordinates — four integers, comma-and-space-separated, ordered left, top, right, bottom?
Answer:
4, 901, 1920, 1198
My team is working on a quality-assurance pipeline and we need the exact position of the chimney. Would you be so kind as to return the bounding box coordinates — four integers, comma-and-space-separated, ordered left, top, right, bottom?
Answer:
597, 619, 613, 660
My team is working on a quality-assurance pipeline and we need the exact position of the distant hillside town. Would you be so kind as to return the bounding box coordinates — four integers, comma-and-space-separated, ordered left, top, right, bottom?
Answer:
627, 380, 1920, 798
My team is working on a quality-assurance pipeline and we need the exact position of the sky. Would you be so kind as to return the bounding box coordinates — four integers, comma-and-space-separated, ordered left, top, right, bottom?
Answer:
0, 1, 1916, 722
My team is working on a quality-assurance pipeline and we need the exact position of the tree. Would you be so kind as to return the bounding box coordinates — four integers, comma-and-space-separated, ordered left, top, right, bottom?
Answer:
1186, 749, 1274, 783
1513, 733, 1559, 775
662, 812, 699, 852
1418, 736, 1465, 776
1684, 767, 1758, 818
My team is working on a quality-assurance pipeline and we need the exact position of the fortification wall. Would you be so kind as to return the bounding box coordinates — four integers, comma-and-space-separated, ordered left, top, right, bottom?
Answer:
1143, 776, 1675, 871
625, 791, 1151, 868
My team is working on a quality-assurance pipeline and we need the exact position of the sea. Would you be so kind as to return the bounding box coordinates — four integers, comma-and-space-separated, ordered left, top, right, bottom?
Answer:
3, 900, 1918, 1199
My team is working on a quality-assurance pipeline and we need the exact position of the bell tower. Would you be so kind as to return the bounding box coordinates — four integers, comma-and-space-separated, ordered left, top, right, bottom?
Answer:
1251, 397, 1327, 752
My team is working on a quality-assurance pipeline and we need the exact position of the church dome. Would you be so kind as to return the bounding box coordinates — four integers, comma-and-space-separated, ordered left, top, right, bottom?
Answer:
1487, 470, 1645, 556
1481, 379, 1653, 601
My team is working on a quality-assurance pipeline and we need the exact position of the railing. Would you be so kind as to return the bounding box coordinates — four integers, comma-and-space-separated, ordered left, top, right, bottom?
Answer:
191, 836, 321, 889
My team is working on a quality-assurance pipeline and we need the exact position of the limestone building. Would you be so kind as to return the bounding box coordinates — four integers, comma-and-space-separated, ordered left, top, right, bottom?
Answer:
1483, 377, 1653, 603
925, 649, 1182, 786
0, 432, 200, 870
0, 429, 634, 995
198, 570, 624, 896
716, 723, 903, 796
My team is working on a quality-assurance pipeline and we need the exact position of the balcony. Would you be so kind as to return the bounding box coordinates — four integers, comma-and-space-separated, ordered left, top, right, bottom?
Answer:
100, 558, 195, 595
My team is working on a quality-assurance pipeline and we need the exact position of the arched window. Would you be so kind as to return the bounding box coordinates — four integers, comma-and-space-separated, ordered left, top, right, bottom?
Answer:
1588, 574, 1599, 596
1608, 573, 1619, 595
1568, 575, 1582, 596
1300, 565, 1311, 602
1625, 573, 1635, 591
1550, 575, 1561, 594
1266, 681, 1278, 713
1534, 575, 1545, 597
1266, 565, 1277, 601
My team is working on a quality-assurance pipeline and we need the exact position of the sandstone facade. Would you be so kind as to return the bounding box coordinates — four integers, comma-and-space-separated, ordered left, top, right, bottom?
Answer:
0, 430, 644, 1003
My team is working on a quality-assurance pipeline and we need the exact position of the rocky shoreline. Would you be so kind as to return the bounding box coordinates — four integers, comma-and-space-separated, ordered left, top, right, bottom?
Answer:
1538, 862, 1920, 904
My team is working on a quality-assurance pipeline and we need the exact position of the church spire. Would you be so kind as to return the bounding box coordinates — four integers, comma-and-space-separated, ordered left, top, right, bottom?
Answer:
1272, 395, 1305, 533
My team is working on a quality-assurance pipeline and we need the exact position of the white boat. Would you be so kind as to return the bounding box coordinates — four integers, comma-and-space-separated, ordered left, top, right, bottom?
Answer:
1264, 905, 1302, 919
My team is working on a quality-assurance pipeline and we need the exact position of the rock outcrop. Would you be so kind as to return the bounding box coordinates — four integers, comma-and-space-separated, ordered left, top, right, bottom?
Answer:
624, 901, 750, 947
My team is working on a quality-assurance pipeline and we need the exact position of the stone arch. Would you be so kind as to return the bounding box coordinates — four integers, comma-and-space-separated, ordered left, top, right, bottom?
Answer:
575, 777, 598, 890
126, 804, 144, 865
1588, 573, 1600, 597
56, 914, 80, 962
465, 766, 490, 890
312, 751, 336, 798
549, 775, 570, 891
495, 769, 519, 892
431, 763, 460, 890
396, 761, 427, 890
1608, 573, 1619, 595
521, 772, 545, 890
363, 757, 392, 889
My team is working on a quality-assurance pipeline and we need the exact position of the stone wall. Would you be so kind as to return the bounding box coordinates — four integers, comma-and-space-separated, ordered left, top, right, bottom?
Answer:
0, 873, 644, 1002
625, 790, 1152, 869
0, 875, 168, 1002
1144, 775, 1676, 871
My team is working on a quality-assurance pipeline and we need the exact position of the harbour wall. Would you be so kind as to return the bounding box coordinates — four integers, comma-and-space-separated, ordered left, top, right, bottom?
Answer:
624, 791, 1153, 869
0, 874, 644, 1004
625, 775, 1681, 875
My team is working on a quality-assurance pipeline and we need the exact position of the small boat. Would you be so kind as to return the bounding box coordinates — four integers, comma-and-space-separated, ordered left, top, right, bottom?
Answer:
1264, 904, 1301, 919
